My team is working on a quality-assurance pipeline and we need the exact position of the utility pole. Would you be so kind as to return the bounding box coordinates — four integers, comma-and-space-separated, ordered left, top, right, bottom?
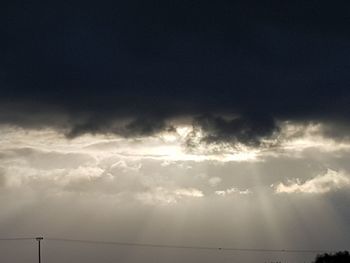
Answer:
36, 237, 43, 263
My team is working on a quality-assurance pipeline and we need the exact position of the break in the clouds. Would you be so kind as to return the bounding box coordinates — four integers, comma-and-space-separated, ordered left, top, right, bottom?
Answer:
1, 124, 350, 263
1, 0, 350, 145
1, 123, 350, 203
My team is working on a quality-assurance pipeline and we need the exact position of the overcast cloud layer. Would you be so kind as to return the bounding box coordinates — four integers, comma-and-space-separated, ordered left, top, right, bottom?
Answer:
1, 0, 350, 144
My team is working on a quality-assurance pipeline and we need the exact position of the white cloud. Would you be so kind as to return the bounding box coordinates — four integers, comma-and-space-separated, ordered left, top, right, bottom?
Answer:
174, 188, 204, 197
274, 169, 350, 194
0, 125, 261, 162
215, 187, 252, 196
269, 122, 350, 156
136, 187, 204, 205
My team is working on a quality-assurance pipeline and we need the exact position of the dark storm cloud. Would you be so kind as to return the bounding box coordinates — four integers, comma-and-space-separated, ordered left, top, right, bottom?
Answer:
1, 0, 350, 142
189, 114, 278, 146
67, 115, 169, 138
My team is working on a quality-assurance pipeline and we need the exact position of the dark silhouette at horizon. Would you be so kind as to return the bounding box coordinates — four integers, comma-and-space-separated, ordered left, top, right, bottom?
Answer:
312, 251, 350, 263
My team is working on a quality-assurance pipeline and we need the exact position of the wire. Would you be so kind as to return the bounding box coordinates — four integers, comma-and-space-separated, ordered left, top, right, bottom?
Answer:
0, 238, 35, 241
45, 238, 338, 254
0, 236, 342, 254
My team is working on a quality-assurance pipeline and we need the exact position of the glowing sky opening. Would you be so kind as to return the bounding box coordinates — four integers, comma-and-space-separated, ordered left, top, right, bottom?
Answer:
0, 122, 350, 262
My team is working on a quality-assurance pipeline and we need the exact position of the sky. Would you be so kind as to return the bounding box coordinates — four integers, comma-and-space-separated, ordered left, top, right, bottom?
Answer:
1, 1, 350, 262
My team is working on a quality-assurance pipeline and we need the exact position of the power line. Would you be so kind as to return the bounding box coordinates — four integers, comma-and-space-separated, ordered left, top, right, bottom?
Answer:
0, 237, 41, 263
0, 236, 343, 254
0, 237, 35, 241
45, 237, 338, 254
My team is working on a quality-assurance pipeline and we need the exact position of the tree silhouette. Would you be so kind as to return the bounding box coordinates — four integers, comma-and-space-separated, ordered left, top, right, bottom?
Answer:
313, 251, 350, 263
